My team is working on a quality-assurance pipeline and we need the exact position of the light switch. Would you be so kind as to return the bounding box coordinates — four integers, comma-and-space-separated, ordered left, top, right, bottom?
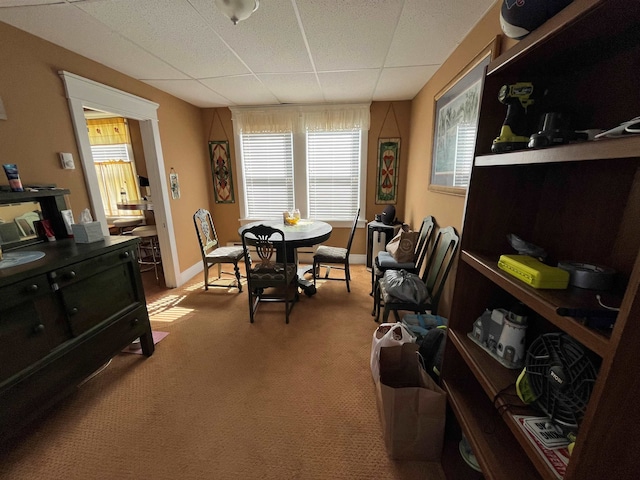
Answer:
59, 152, 75, 169
0, 97, 6, 120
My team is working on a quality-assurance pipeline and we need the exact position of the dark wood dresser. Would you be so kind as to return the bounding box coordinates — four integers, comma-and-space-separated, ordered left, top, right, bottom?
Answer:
0, 236, 154, 440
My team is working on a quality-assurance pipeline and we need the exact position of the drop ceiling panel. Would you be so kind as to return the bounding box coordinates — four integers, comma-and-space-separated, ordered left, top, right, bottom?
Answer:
200, 75, 279, 106
386, 0, 496, 67
189, 0, 313, 74
318, 70, 379, 103
297, 0, 404, 71
0, 0, 497, 107
76, 0, 250, 79
374, 65, 438, 101
0, 3, 188, 80
257, 73, 325, 104
142, 79, 232, 108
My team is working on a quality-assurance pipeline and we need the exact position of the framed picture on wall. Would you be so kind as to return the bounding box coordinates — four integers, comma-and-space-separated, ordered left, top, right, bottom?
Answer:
430, 37, 500, 195
209, 140, 235, 204
375, 138, 401, 204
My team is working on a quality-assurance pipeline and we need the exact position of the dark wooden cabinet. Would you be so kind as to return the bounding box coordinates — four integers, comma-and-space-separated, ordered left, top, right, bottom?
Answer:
0, 237, 154, 440
440, 1, 640, 479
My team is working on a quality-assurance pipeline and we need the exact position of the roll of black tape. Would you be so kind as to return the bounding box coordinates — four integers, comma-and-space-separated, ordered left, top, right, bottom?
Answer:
557, 261, 616, 290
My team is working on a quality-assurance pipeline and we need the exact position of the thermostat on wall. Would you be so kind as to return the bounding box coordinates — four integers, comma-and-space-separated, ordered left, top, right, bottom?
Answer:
59, 152, 75, 169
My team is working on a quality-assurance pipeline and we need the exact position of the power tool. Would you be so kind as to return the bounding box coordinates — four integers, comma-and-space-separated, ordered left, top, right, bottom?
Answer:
492, 82, 536, 153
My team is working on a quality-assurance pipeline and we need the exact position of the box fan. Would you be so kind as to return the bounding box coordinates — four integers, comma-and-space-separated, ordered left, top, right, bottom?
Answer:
517, 333, 598, 432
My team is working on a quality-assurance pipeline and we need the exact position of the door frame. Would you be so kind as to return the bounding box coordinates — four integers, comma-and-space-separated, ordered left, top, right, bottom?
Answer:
59, 71, 179, 288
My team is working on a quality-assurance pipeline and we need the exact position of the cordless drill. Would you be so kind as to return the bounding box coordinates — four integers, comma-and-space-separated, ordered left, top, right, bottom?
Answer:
491, 82, 536, 153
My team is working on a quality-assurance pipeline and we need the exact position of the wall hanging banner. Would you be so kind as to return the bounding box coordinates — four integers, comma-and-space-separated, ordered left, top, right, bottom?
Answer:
376, 138, 400, 204
209, 140, 235, 203
169, 168, 180, 199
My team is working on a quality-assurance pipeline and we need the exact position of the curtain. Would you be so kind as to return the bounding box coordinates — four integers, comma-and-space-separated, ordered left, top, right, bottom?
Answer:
230, 103, 371, 134
95, 161, 141, 217
87, 117, 130, 145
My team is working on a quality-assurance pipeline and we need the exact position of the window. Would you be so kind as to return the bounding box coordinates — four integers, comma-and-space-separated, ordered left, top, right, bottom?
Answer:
307, 131, 361, 219
240, 133, 294, 219
231, 104, 369, 224
86, 117, 141, 217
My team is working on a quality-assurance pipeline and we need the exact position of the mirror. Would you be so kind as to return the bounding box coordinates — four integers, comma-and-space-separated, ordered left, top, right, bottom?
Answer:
0, 201, 41, 245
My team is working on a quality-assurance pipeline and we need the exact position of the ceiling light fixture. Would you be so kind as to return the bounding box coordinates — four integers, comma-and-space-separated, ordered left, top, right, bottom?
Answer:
215, 0, 259, 25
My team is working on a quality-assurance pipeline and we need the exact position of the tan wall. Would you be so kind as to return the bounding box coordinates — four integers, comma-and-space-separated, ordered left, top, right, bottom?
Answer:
0, 4, 516, 288
202, 100, 412, 256
0, 21, 211, 273
405, 2, 516, 317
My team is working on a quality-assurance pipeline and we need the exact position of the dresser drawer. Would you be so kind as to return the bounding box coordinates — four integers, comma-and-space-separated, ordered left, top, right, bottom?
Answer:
1, 274, 51, 310
0, 292, 70, 384
58, 255, 142, 337
52, 246, 136, 289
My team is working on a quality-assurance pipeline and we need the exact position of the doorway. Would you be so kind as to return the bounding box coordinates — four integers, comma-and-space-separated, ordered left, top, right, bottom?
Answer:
59, 71, 179, 288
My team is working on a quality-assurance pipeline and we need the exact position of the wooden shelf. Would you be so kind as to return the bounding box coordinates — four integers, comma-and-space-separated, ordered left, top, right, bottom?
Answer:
449, 329, 524, 401
460, 251, 612, 357
441, 0, 640, 477
475, 136, 640, 167
443, 377, 542, 480
447, 332, 579, 479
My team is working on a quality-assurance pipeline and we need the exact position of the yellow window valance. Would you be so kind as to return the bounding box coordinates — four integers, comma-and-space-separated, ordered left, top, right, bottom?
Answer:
87, 117, 130, 145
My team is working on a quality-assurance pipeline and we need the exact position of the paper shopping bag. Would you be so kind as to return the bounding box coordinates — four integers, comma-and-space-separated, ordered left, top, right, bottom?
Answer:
370, 323, 415, 384
375, 343, 446, 460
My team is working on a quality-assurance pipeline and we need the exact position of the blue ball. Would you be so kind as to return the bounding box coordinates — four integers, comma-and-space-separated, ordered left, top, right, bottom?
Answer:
500, 0, 573, 40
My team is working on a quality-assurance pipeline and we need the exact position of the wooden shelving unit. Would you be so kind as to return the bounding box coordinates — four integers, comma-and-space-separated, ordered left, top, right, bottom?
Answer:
440, 1, 640, 479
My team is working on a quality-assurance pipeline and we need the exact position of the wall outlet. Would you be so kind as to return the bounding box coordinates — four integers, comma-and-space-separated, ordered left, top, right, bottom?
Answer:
59, 152, 75, 169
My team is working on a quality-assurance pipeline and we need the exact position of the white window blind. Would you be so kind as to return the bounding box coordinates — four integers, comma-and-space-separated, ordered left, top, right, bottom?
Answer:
453, 124, 475, 187
90, 144, 130, 162
307, 131, 361, 220
241, 133, 294, 218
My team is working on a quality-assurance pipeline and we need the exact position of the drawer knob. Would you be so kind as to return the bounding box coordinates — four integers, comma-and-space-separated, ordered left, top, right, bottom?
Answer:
65, 271, 77, 280
120, 251, 130, 259
26, 284, 39, 293
33, 323, 45, 334
131, 318, 139, 326
69, 307, 79, 316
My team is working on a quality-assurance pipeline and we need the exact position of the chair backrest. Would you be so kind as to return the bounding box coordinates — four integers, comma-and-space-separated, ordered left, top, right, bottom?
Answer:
421, 226, 459, 313
241, 224, 288, 271
345, 208, 361, 253
193, 208, 220, 259
413, 215, 436, 268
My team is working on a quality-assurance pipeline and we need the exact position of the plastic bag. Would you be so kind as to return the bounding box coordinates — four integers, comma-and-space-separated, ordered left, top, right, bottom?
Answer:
382, 269, 429, 304
370, 322, 415, 383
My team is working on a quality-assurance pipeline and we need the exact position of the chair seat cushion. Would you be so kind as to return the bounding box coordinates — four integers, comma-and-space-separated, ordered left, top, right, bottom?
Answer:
249, 263, 297, 285
206, 246, 245, 262
376, 251, 415, 270
314, 245, 347, 262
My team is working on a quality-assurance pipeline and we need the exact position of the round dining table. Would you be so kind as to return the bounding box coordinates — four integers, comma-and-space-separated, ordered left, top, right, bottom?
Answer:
239, 219, 332, 296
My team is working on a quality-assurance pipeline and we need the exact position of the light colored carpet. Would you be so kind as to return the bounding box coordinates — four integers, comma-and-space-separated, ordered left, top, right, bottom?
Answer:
0, 265, 445, 480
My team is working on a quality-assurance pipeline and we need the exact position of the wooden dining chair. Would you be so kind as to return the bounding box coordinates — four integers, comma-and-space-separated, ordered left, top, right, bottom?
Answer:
193, 208, 245, 292
312, 208, 360, 292
373, 226, 459, 323
241, 224, 299, 324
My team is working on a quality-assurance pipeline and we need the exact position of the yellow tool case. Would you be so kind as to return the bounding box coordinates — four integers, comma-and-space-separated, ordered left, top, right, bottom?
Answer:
498, 254, 570, 289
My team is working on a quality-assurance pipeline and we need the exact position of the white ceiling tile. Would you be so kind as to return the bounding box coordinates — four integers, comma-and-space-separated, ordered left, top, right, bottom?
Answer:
0, 3, 188, 80
189, 0, 313, 74
200, 75, 279, 105
142, 79, 232, 108
0, 0, 496, 106
257, 73, 325, 104
297, 0, 404, 71
76, 0, 250, 79
318, 70, 379, 103
374, 65, 438, 101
